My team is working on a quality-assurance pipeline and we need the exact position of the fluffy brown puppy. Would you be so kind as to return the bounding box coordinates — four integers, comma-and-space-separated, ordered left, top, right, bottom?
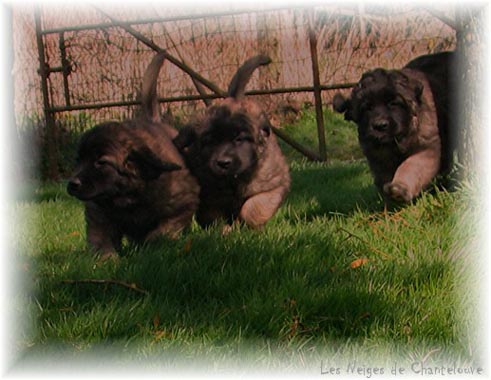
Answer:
174, 55, 290, 229
333, 51, 455, 203
67, 53, 199, 259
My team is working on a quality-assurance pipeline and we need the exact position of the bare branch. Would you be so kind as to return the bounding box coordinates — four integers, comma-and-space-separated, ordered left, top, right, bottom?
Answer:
62, 279, 150, 296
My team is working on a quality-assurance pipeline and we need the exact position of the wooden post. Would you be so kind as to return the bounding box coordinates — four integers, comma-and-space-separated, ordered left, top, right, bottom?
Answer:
455, 6, 485, 170
307, 10, 327, 161
34, 5, 59, 180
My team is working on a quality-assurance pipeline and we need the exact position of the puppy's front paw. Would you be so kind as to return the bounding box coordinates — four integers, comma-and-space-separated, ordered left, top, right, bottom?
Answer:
221, 224, 233, 236
383, 182, 413, 203
96, 251, 120, 264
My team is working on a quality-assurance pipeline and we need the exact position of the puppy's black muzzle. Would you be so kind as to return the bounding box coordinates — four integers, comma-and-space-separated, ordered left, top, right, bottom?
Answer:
67, 178, 82, 196
372, 120, 390, 132
216, 158, 233, 170
211, 157, 238, 176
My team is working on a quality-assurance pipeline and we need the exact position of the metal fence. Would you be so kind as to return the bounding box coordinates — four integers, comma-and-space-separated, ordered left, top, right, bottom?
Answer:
13, 4, 456, 179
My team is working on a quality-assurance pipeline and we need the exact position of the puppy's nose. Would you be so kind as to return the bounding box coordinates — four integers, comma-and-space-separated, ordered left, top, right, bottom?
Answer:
216, 158, 232, 170
372, 121, 389, 132
67, 178, 81, 193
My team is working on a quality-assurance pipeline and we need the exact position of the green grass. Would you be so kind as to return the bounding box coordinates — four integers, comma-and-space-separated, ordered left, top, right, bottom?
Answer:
11, 158, 480, 371
10, 109, 480, 371
278, 107, 364, 161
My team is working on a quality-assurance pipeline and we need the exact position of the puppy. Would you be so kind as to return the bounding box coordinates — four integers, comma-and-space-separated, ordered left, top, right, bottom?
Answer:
174, 55, 290, 229
333, 51, 455, 203
67, 53, 199, 259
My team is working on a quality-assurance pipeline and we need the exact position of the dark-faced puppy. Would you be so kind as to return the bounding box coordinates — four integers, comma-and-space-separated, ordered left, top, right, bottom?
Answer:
174, 55, 290, 229
333, 51, 455, 203
67, 53, 199, 259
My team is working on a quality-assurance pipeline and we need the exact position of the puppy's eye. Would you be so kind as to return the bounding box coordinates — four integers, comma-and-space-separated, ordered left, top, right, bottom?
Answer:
389, 99, 404, 108
94, 158, 111, 169
234, 135, 253, 143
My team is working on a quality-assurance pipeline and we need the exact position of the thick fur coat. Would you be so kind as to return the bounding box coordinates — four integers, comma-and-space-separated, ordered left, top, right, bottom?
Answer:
174, 55, 290, 228
333, 51, 455, 203
67, 53, 199, 258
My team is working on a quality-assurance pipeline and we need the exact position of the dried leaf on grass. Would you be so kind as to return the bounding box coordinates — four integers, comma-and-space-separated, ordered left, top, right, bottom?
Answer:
182, 239, 192, 254
153, 314, 160, 329
350, 257, 369, 269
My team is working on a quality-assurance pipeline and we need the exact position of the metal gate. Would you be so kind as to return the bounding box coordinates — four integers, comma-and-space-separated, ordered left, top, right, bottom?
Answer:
32, 4, 456, 179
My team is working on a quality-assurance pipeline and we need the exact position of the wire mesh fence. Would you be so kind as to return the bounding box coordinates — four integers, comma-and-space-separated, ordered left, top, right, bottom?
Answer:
14, 4, 456, 123
12, 3, 457, 178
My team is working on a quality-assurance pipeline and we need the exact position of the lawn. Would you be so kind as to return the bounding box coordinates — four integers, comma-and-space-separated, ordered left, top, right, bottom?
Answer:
9, 109, 481, 374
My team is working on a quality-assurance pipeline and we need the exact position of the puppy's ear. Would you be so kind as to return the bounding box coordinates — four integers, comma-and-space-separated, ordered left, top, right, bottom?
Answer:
332, 93, 348, 113
173, 126, 197, 151
396, 70, 424, 106
332, 93, 354, 121
127, 147, 181, 180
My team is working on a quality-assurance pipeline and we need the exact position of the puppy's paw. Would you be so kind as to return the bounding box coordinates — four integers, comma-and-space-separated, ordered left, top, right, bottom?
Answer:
221, 224, 233, 236
383, 182, 413, 203
96, 251, 120, 264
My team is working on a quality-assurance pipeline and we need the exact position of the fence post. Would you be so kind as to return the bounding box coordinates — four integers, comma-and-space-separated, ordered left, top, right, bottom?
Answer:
307, 9, 327, 162
59, 32, 71, 107
34, 5, 59, 180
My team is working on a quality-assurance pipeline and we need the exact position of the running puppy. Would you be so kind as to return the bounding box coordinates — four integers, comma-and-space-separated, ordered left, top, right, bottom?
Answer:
174, 55, 290, 229
333, 51, 455, 203
67, 53, 199, 259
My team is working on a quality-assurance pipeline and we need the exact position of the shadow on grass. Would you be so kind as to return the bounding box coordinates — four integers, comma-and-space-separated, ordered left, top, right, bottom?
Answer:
284, 161, 382, 221
33, 222, 458, 352
33, 160, 455, 347
46, 239, 395, 342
